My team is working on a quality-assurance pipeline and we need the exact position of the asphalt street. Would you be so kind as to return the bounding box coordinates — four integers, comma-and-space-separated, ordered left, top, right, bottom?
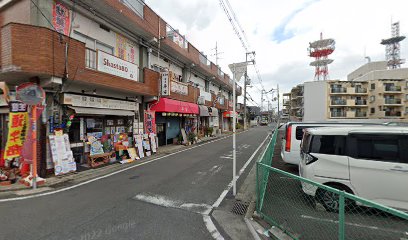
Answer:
0, 126, 271, 240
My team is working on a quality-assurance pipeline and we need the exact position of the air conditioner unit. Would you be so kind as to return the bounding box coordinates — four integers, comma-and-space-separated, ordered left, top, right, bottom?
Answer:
197, 96, 205, 105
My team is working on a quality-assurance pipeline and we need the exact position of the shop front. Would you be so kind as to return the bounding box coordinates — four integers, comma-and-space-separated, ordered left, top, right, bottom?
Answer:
61, 93, 139, 165
198, 105, 209, 137
150, 98, 199, 146
0, 82, 9, 165
223, 111, 238, 132
208, 107, 220, 135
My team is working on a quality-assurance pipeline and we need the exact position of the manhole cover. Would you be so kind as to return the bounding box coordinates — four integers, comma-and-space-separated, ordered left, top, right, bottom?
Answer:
231, 200, 249, 215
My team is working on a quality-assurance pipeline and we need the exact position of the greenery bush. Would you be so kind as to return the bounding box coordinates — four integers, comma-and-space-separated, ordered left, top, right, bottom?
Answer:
206, 127, 214, 136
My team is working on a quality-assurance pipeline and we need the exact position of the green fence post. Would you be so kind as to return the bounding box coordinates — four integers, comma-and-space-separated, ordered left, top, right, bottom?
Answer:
338, 191, 345, 240
256, 162, 259, 212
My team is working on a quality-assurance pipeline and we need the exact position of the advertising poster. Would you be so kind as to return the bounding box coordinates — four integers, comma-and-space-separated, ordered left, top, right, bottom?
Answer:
144, 110, 156, 134
149, 133, 157, 153
134, 134, 144, 158
116, 33, 137, 64
52, 2, 70, 36
49, 134, 76, 176
3, 101, 28, 160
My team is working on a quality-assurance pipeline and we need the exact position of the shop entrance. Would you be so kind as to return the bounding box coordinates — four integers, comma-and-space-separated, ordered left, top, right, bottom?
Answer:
157, 123, 166, 146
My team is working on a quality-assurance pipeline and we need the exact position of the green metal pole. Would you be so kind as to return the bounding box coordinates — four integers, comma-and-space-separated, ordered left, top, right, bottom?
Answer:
338, 191, 345, 240
256, 162, 259, 212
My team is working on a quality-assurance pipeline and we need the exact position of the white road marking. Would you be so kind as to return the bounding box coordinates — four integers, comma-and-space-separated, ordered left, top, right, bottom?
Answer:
220, 156, 233, 159
203, 215, 225, 240
301, 215, 407, 235
212, 133, 271, 208
0, 133, 241, 203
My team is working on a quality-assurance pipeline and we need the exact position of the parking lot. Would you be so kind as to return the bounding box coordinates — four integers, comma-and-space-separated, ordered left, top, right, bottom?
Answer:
260, 128, 408, 240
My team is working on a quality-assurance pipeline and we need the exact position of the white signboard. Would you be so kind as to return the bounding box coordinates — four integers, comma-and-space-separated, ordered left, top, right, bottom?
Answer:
161, 72, 170, 96
49, 134, 77, 176
97, 50, 139, 81
200, 91, 212, 102
63, 93, 138, 111
171, 81, 188, 95
219, 97, 225, 105
228, 62, 248, 82
0, 96, 7, 106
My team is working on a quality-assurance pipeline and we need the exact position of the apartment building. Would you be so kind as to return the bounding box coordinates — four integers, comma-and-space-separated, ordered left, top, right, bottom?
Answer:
287, 61, 408, 122
282, 92, 291, 120
0, 0, 241, 176
286, 84, 303, 121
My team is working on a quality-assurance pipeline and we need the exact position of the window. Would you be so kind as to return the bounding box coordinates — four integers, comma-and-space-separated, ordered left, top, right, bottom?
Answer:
205, 81, 209, 92
371, 83, 375, 90
370, 108, 375, 114
406, 94, 408, 101
370, 95, 375, 102
296, 126, 316, 140
96, 42, 113, 55
310, 135, 346, 155
355, 135, 401, 162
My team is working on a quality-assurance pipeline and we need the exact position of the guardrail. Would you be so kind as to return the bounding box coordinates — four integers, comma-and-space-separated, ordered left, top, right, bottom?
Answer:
255, 129, 408, 240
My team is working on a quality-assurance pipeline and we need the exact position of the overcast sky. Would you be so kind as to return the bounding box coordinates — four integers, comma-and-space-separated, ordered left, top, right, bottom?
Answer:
146, 0, 408, 110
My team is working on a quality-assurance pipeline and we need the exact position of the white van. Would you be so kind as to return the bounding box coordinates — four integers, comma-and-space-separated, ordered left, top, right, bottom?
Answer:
299, 126, 408, 212
281, 122, 374, 165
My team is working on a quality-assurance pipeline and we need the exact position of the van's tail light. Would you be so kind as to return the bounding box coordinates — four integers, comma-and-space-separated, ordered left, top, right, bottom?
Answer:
305, 153, 318, 165
285, 125, 292, 152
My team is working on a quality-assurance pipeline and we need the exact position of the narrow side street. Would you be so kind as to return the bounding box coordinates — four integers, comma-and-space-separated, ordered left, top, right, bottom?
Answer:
0, 127, 271, 240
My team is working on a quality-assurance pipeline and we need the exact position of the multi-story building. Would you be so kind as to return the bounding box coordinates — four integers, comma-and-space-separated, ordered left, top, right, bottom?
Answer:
0, 0, 241, 176
282, 92, 291, 120
287, 61, 408, 122
287, 84, 303, 121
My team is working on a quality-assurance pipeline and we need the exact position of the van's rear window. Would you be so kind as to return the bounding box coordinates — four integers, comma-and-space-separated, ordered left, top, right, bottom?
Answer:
296, 126, 313, 140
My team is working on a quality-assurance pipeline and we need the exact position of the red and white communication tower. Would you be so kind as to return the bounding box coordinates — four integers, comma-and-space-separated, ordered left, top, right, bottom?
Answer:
380, 22, 406, 69
308, 33, 335, 80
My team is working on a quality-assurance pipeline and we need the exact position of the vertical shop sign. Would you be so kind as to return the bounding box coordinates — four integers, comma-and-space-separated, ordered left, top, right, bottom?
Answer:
161, 72, 170, 96
144, 110, 156, 134
52, 2, 70, 36
3, 101, 28, 160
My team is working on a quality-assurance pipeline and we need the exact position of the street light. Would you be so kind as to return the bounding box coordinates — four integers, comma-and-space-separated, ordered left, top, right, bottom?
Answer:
228, 60, 252, 196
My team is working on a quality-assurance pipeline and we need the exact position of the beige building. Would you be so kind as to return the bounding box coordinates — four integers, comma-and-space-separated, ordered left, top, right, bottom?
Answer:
284, 61, 408, 122
283, 84, 304, 121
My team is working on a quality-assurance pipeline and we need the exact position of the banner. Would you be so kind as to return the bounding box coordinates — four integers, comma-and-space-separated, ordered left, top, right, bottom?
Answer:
144, 110, 156, 134
115, 33, 137, 64
52, 2, 70, 36
3, 101, 28, 160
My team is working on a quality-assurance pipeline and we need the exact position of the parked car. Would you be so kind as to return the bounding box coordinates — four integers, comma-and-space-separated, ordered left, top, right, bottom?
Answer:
299, 126, 408, 212
281, 122, 377, 165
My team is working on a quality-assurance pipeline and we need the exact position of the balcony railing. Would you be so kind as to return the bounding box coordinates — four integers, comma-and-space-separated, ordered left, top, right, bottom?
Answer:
218, 68, 224, 77
355, 87, 367, 93
85, 48, 96, 70
331, 87, 347, 93
331, 112, 346, 118
355, 99, 367, 105
355, 112, 367, 117
385, 111, 402, 117
166, 25, 188, 49
199, 52, 210, 66
385, 99, 402, 104
283, 99, 290, 105
385, 85, 402, 92
331, 99, 347, 105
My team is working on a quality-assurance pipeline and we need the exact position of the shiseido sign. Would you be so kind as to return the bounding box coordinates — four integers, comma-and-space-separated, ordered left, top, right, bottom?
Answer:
97, 50, 139, 81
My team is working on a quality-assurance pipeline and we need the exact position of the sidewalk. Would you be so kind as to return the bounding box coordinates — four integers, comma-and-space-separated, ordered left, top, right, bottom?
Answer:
0, 132, 230, 199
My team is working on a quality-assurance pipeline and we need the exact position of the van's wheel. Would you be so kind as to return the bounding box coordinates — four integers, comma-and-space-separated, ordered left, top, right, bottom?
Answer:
316, 185, 354, 213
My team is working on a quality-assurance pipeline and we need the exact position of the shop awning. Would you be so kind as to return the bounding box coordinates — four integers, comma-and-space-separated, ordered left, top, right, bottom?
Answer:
69, 106, 135, 116
199, 106, 209, 117
223, 111, 238, 118
150, 98, 199, 114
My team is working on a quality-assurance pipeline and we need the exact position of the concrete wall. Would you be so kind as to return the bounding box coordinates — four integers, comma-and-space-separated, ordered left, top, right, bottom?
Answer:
303, 81, 327, 121
348, 61, 387, 81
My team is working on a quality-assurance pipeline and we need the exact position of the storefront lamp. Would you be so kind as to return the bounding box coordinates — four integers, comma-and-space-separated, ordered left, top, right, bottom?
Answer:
162, 112, 166, 116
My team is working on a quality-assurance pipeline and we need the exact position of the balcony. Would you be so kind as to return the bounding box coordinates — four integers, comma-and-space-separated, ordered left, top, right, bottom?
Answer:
385, 111, 402, 117
384, 85, 402, 92
331, 112, 346, 118
355, 112, 367, 118
199, 52, 211, 67
355, 99, 367, 106
384, 99, 402, 105
331, 99, 347, 105
331, 87, 347, 94
283, 99, 291, 105
355, 87, 367, 93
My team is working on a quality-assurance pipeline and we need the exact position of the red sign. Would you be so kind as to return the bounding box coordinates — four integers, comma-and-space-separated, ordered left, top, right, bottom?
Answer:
52, 2, 70, 36
3, 101, 28, 160
144, 110, 156, 134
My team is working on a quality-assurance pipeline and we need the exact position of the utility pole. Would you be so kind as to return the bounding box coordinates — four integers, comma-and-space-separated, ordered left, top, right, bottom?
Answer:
243, 51, 255, 130
212, 42, 224, 66
277, 84, 280, 121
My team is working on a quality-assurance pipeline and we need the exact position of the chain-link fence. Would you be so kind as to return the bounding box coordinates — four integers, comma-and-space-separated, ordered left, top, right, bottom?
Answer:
256, 128, 408, 240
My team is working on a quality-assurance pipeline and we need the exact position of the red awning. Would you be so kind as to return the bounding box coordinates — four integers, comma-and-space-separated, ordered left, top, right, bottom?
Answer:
150, 98, 199, 114
223, 111, 238, 118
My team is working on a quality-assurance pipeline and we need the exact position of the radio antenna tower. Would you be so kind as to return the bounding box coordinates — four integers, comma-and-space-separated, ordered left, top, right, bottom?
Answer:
380, 22, 406, 69
308, 33, 335, 81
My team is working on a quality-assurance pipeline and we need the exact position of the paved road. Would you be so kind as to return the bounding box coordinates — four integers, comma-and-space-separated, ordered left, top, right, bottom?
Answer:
262, 128, 408, 240
0, 127, 271, 240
